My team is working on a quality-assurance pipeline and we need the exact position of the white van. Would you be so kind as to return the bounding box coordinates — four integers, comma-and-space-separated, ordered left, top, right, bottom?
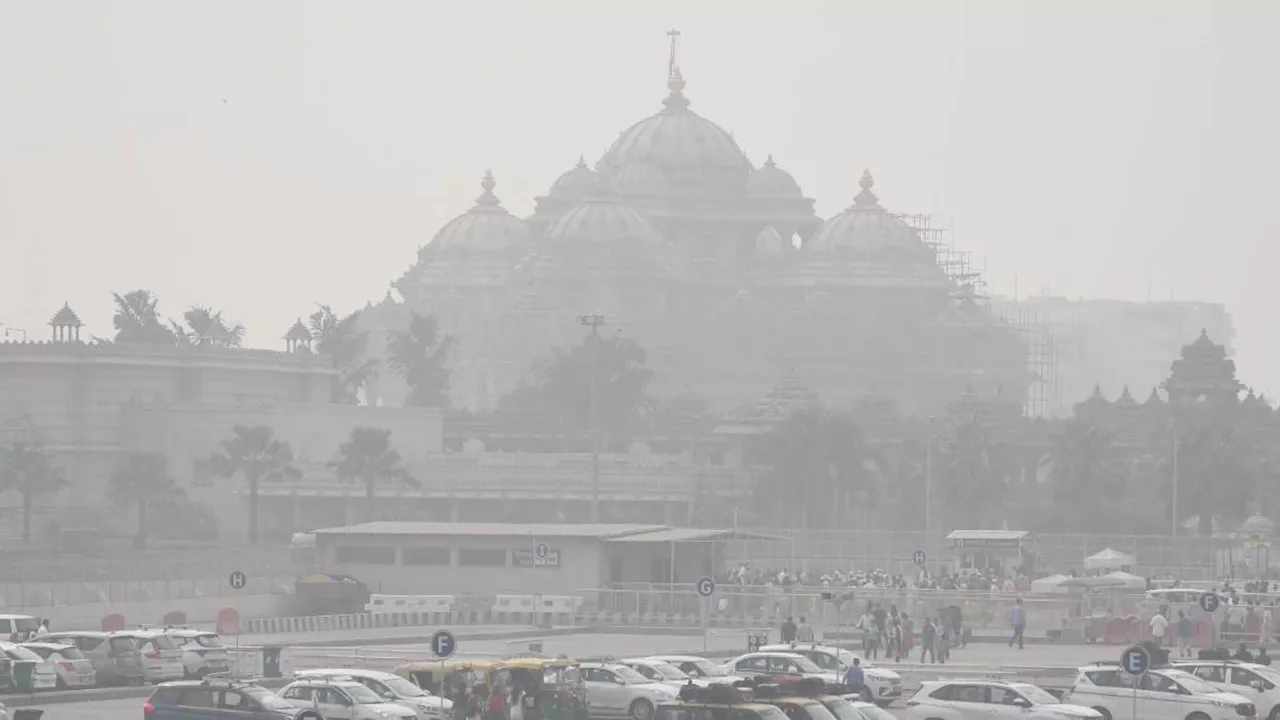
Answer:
0, 616, 39, 643
1064, 664, 1256, 720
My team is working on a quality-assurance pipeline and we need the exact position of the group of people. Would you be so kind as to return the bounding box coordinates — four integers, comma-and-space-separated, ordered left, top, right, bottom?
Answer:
448, 681, 529, 720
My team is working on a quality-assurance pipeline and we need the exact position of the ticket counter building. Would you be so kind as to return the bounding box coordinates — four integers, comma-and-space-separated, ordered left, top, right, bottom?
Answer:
311, 522, 765, 597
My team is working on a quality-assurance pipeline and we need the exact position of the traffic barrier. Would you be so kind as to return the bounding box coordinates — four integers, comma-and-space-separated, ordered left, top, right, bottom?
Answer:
217, 608, 241, 635
101, 613, 125, 631
492, 595, 535, 624
163, 610, 187, 626
366, 594, 456, 616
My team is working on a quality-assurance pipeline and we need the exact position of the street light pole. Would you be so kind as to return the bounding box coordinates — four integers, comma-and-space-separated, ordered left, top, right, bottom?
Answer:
578, 313, 605, 523
1171, 419, 1179, 538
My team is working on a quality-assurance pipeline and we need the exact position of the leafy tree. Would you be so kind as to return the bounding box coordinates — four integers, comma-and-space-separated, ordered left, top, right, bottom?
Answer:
310, 306, 376, 404
0, 442, 67, 543
210, 426, 301, 545
1041, 419, 1127, 533
171, 306, 245, 348
756, 407, 884, 528
937, 421, 1014, 530
1168, 407, 1257, 536
111, 290, 176, 344
107, 453, 184, 549
386, 312, 455, 407
330, 427, 418, 521
504, 336, 655, 434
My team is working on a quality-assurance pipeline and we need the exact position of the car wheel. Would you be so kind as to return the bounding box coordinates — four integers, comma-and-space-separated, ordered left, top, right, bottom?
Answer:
1269, 707, 1280, 720
1091, 707, 1111, 720
1186, 713, 1211, 720
630, 699, 654, 720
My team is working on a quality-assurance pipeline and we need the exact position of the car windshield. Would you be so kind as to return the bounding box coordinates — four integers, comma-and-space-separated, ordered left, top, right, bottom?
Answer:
55, 647, 85, 660
1163, 671, 1218, 695
246, 687, 295, 711
613, 666, 651, 684
789, 656, 824, 673
852, 704, 896, 720
194, 635, 223, 649
1013, 684, 1059, 705
649, 663, 691, 680
684, 659, 730, 677
800, 702, 838, 720
822, 698, 865, 720
5, 647, 42, 662
833, 649, 861, 667
343, 683, 385, 704
384, 677, 427, 697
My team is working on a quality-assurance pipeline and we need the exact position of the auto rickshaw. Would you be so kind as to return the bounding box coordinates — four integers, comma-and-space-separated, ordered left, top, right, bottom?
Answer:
494, 657, 588, 720
393, 659, 497, 695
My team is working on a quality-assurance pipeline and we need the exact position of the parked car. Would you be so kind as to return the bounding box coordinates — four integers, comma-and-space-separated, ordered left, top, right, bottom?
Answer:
22, 641, 97, 689
0, 616, 39, 643
0, 642, 58, 691
1063, 664, 1256, 720
145, 676, 303, 719
295, 668, 452, 719
279, 675, 418, 720
646, 655, 743, 685
759, 644, 903, 706
1177, 660, 1280, 720
620, 657, 709, 689
162, 629, 231, 679
40, 630, 144, 685
112, 630, 186, 684
580, 662, 680, 720
905, 679, 1101, 720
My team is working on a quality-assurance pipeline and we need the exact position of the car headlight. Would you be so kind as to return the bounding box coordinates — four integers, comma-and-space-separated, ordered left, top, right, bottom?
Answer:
1211, 700, 1233, 708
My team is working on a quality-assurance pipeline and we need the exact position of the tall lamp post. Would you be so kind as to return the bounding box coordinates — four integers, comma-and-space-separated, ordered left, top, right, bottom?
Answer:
578, 313, 605, 523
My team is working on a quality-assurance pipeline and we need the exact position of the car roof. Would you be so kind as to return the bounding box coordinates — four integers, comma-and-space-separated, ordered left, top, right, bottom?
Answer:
761, 644, 841, 653
649, 655, 706, 662
622, 658, 667, 665
739, 652, 806, 659
297, 668, 395, 680
20, 642, 73, 649
163, 628, 217, 636
287, 677, 364, 686
45, 631, 111, 637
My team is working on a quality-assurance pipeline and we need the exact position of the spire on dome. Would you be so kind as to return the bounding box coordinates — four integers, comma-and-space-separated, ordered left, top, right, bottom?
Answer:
475, 170, 500, 208
765, 154, 776, 168
575, 155, 587, 169
853, 169, 880, 208
662, 29, 689, 111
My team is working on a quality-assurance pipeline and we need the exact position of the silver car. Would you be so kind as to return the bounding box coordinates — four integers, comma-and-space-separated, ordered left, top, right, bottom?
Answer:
111, 630, 184, 683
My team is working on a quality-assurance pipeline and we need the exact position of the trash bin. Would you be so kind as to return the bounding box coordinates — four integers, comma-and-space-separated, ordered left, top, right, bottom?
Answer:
10, 662, 34, 693
261, 646, 283, 679
14, 709, 45, 720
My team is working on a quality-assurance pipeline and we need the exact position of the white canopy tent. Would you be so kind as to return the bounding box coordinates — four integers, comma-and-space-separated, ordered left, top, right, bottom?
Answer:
1030, 573, 1071, 595
1103, 570, 1147, 590
1084, 547, 1136, 571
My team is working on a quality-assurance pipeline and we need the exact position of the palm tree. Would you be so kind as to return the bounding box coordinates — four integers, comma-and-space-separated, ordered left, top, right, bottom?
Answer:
171, 306, 245, 348
1041, 419, 1126, 533
111, 290, 175, 344
107, 453, 183, 549
330, 427, 418, 522
310, 305, 377, 403
938, 421, 1013, 530
0, 442, 68, 543
386, 312, 455, 407
210, 426, 301, 545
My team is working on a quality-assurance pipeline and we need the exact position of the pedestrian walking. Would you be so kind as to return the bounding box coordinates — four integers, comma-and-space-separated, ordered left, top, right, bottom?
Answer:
1150, 609, 1169, 648
1176, 611, 1194, 658
1009, 598, 1026, 650
781, 616, 797, 643
796, 616, 815, 643
920, 617, 936, 663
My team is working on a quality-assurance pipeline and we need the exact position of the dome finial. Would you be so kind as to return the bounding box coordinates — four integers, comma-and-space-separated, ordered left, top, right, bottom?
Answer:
663, 29, 689, 110
852, 168, 880, 208
667, 28, 682, 79
860, 169, 875, 190
765, 154, 776, 168
476, 169, 499, 207
575, 155, 586, 169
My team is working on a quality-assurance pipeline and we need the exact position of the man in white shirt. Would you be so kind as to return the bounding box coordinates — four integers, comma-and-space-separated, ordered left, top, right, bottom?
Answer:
1150, 610, 1169, 647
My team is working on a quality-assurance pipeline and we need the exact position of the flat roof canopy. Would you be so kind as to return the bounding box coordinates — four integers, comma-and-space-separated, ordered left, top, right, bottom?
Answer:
606, 528, 783, 544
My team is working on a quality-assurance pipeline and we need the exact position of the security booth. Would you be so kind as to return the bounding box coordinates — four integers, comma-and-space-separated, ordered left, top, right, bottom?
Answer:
946, 530, 1035, 576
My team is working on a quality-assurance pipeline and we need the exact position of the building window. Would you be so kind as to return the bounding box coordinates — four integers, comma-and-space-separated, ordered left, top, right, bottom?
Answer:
335, 545, 396, 565
458, 548, 507, 567
403, 547, 451, 566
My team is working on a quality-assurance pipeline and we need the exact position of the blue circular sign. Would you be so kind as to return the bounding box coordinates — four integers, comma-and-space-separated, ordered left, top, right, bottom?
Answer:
535, 543, 549, 560
431, 629, 457, 659
1120, 644, 1151, 676
913, 550, 927, 566
696, 576, 716, 598
228, 570, 247, 591
1199, 592, 1221, 613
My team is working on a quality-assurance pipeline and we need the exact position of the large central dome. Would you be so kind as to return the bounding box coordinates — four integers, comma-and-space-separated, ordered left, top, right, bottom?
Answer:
597, 66, 751, 175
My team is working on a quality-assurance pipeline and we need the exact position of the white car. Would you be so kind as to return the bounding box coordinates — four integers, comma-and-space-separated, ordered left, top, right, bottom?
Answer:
0, 642, 57, 691
1177, 661, 1280, 720
280, 676, 418, 720
581, 662, 680, 720
295, 668, 453, 720
1064, 664, 1256, 720
20, 642, 96, 689
724, 652, 856, 701
759, 644, 903, 706
906, 679, 1101, 720
620, 658, 706, 689
162, 629, 230, 679
111, 630, 185, 683
646, 655, 743, 685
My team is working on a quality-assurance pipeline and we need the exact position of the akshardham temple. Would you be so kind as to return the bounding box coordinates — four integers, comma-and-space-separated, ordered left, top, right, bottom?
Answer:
381, 37, 1028, 414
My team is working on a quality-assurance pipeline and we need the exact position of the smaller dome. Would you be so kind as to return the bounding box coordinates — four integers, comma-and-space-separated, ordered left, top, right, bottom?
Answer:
424, 171, 530, 255
543, 178, 664, 245
612, 162, 667, 195
549, 156, 599, 200
807, 170, 932, 259
747, 155, 803, 198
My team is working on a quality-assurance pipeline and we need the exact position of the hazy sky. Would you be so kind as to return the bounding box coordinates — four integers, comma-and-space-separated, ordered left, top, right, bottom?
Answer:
2, 1, 1277, 392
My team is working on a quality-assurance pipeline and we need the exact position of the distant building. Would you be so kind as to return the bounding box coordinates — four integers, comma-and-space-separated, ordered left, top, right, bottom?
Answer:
992, 295, 1235, 414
